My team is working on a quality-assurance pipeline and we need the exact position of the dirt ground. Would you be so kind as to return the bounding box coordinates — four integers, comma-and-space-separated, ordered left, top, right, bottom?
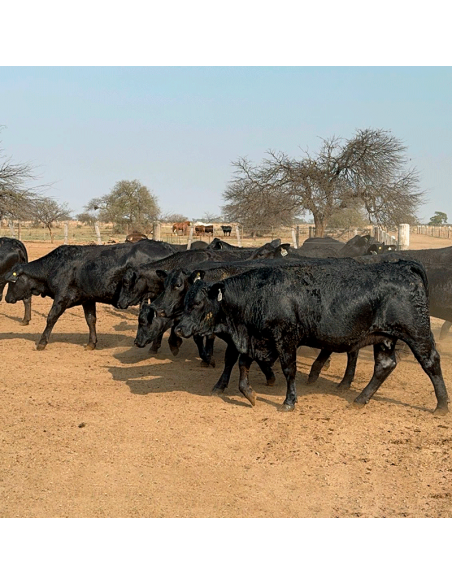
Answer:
1, 234, 452, 518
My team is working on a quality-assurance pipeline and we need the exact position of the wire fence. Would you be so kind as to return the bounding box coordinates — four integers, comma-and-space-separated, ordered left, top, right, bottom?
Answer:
3, 220, 447, 248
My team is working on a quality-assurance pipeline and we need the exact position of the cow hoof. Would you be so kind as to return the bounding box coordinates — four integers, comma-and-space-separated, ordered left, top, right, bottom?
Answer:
85, 344, 96, 351
209, 359, 216, 368
169, 345, 179, 356
19, 321, 30, 326
36, 343, 47, 351
307, 374, 318, 385
266, 375, 276, 387
242, 389, 256, 407
337, 381, 352, 391
211, 386, 226, 395
200, 361, 210, 368
278, 402, 295, 412
434, 405, 449, 417
351, 399, 367, 408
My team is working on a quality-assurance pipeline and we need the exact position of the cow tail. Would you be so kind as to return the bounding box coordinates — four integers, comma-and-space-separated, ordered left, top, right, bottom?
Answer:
407, 260, 429, 297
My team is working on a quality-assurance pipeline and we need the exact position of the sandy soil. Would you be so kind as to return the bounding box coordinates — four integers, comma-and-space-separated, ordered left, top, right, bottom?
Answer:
1, 234, 452, 518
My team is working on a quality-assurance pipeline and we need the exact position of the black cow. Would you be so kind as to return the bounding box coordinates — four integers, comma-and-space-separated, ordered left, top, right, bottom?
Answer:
5, 239, 176, 350
0, 237, 31, 325
207, 238, 240, 250
115, 241, 290, 310
291, 234, 381, 259
174, 260, 448, 415
221, 226, 232, 236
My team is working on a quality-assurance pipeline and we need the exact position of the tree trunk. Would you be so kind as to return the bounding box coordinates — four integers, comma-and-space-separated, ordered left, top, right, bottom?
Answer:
313, 216, 327, 237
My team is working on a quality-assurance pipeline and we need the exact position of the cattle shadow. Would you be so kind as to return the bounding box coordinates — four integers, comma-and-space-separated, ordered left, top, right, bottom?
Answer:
103, 306, 140, 330
107, 340, 435, 413
0, 331, 133, 349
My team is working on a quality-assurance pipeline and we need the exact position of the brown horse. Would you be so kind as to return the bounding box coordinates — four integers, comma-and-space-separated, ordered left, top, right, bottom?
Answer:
172, 221, 191, 235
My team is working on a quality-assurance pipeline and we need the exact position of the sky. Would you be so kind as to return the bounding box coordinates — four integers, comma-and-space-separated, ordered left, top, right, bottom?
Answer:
1, 66, 451, 223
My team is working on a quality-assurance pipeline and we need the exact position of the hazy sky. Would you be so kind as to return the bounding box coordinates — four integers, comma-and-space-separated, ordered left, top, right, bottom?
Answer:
1, 66, 451, 222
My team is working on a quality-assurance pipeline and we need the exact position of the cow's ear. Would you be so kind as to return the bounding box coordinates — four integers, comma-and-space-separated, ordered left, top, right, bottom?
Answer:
188, 270, 205, 284
208, 282, 225, 302
7, 268, 23, 283
156, 270, 167, 280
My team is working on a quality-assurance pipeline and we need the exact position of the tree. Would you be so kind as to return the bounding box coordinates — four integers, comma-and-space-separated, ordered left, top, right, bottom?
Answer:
429, 211, 448, 226
159, 212, 189, 223
0, 126, 48, 220
31, 197, 72, 242
76, 212, 97, 226
223, 129, 424, 236
85, 179, 160, 233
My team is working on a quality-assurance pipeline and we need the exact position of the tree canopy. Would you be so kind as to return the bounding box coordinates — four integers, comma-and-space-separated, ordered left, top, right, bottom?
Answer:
85, 179, 160, 233
429, 211, 448, 226
222, 129, 423, 236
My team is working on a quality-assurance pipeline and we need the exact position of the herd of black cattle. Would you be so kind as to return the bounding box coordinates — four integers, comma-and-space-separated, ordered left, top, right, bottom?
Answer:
0, 232, 451, 415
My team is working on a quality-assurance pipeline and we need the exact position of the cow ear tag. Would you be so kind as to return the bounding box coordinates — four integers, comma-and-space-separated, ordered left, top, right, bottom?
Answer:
13, 272, 17, 276
218, 290, 223, 302
281, 249, 288, 257
194, 272, 201, 282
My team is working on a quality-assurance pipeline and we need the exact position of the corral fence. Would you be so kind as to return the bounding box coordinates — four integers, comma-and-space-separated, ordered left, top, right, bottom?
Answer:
2, 219, 413, 250
413, 225, 452, 239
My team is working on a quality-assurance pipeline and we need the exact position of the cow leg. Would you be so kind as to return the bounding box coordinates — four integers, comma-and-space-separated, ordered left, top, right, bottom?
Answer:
307, 349, 333, 384
354, 342, 397, 407
149, 331, 163, 354
20, 296, 32, 326
168, 325, 183, 356
238, 354, 256, 406
256, 359, 276, 386
212, 341, 239, 394
82, 300, 97, 350
0, 282, 6, 302
337, 350, 360, 390
195, 334, 215, 367
440, 321, 452, 341
37, 299, 69, 350
279, 349, 298, 412
406, 334, 449, 415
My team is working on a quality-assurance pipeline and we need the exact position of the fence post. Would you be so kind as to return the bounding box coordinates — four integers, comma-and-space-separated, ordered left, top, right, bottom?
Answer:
17, 222, 21, 241
398, 224, 410, 250
291, 227, 297, 249
296, 225, 300, 249
152, 222, 161, 241
8, 220, 15, 237
94, 222, 102, 245
236, 224, 242, 247
64, 222, 69, 244
187, 225, 194, 249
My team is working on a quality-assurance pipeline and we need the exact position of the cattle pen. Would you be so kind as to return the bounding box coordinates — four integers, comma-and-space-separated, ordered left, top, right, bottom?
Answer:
0, 232, 451, 518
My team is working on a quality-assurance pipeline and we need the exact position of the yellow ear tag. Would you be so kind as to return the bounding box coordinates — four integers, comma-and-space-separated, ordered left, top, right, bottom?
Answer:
13, 272, 17, 276
194, 272, 201, 282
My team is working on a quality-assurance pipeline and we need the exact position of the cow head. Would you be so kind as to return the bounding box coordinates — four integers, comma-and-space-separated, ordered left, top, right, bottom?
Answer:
174, 279, 224, 338
116, 267, 167, 309
151, 268, 203, 319
5, 267, 43, 303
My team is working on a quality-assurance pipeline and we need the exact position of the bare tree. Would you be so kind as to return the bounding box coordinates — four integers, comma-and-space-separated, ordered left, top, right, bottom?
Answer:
223, 129, 424, 236
159, 212, 189, 223
31, 198, 72, 242
0, 126, 49, 220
